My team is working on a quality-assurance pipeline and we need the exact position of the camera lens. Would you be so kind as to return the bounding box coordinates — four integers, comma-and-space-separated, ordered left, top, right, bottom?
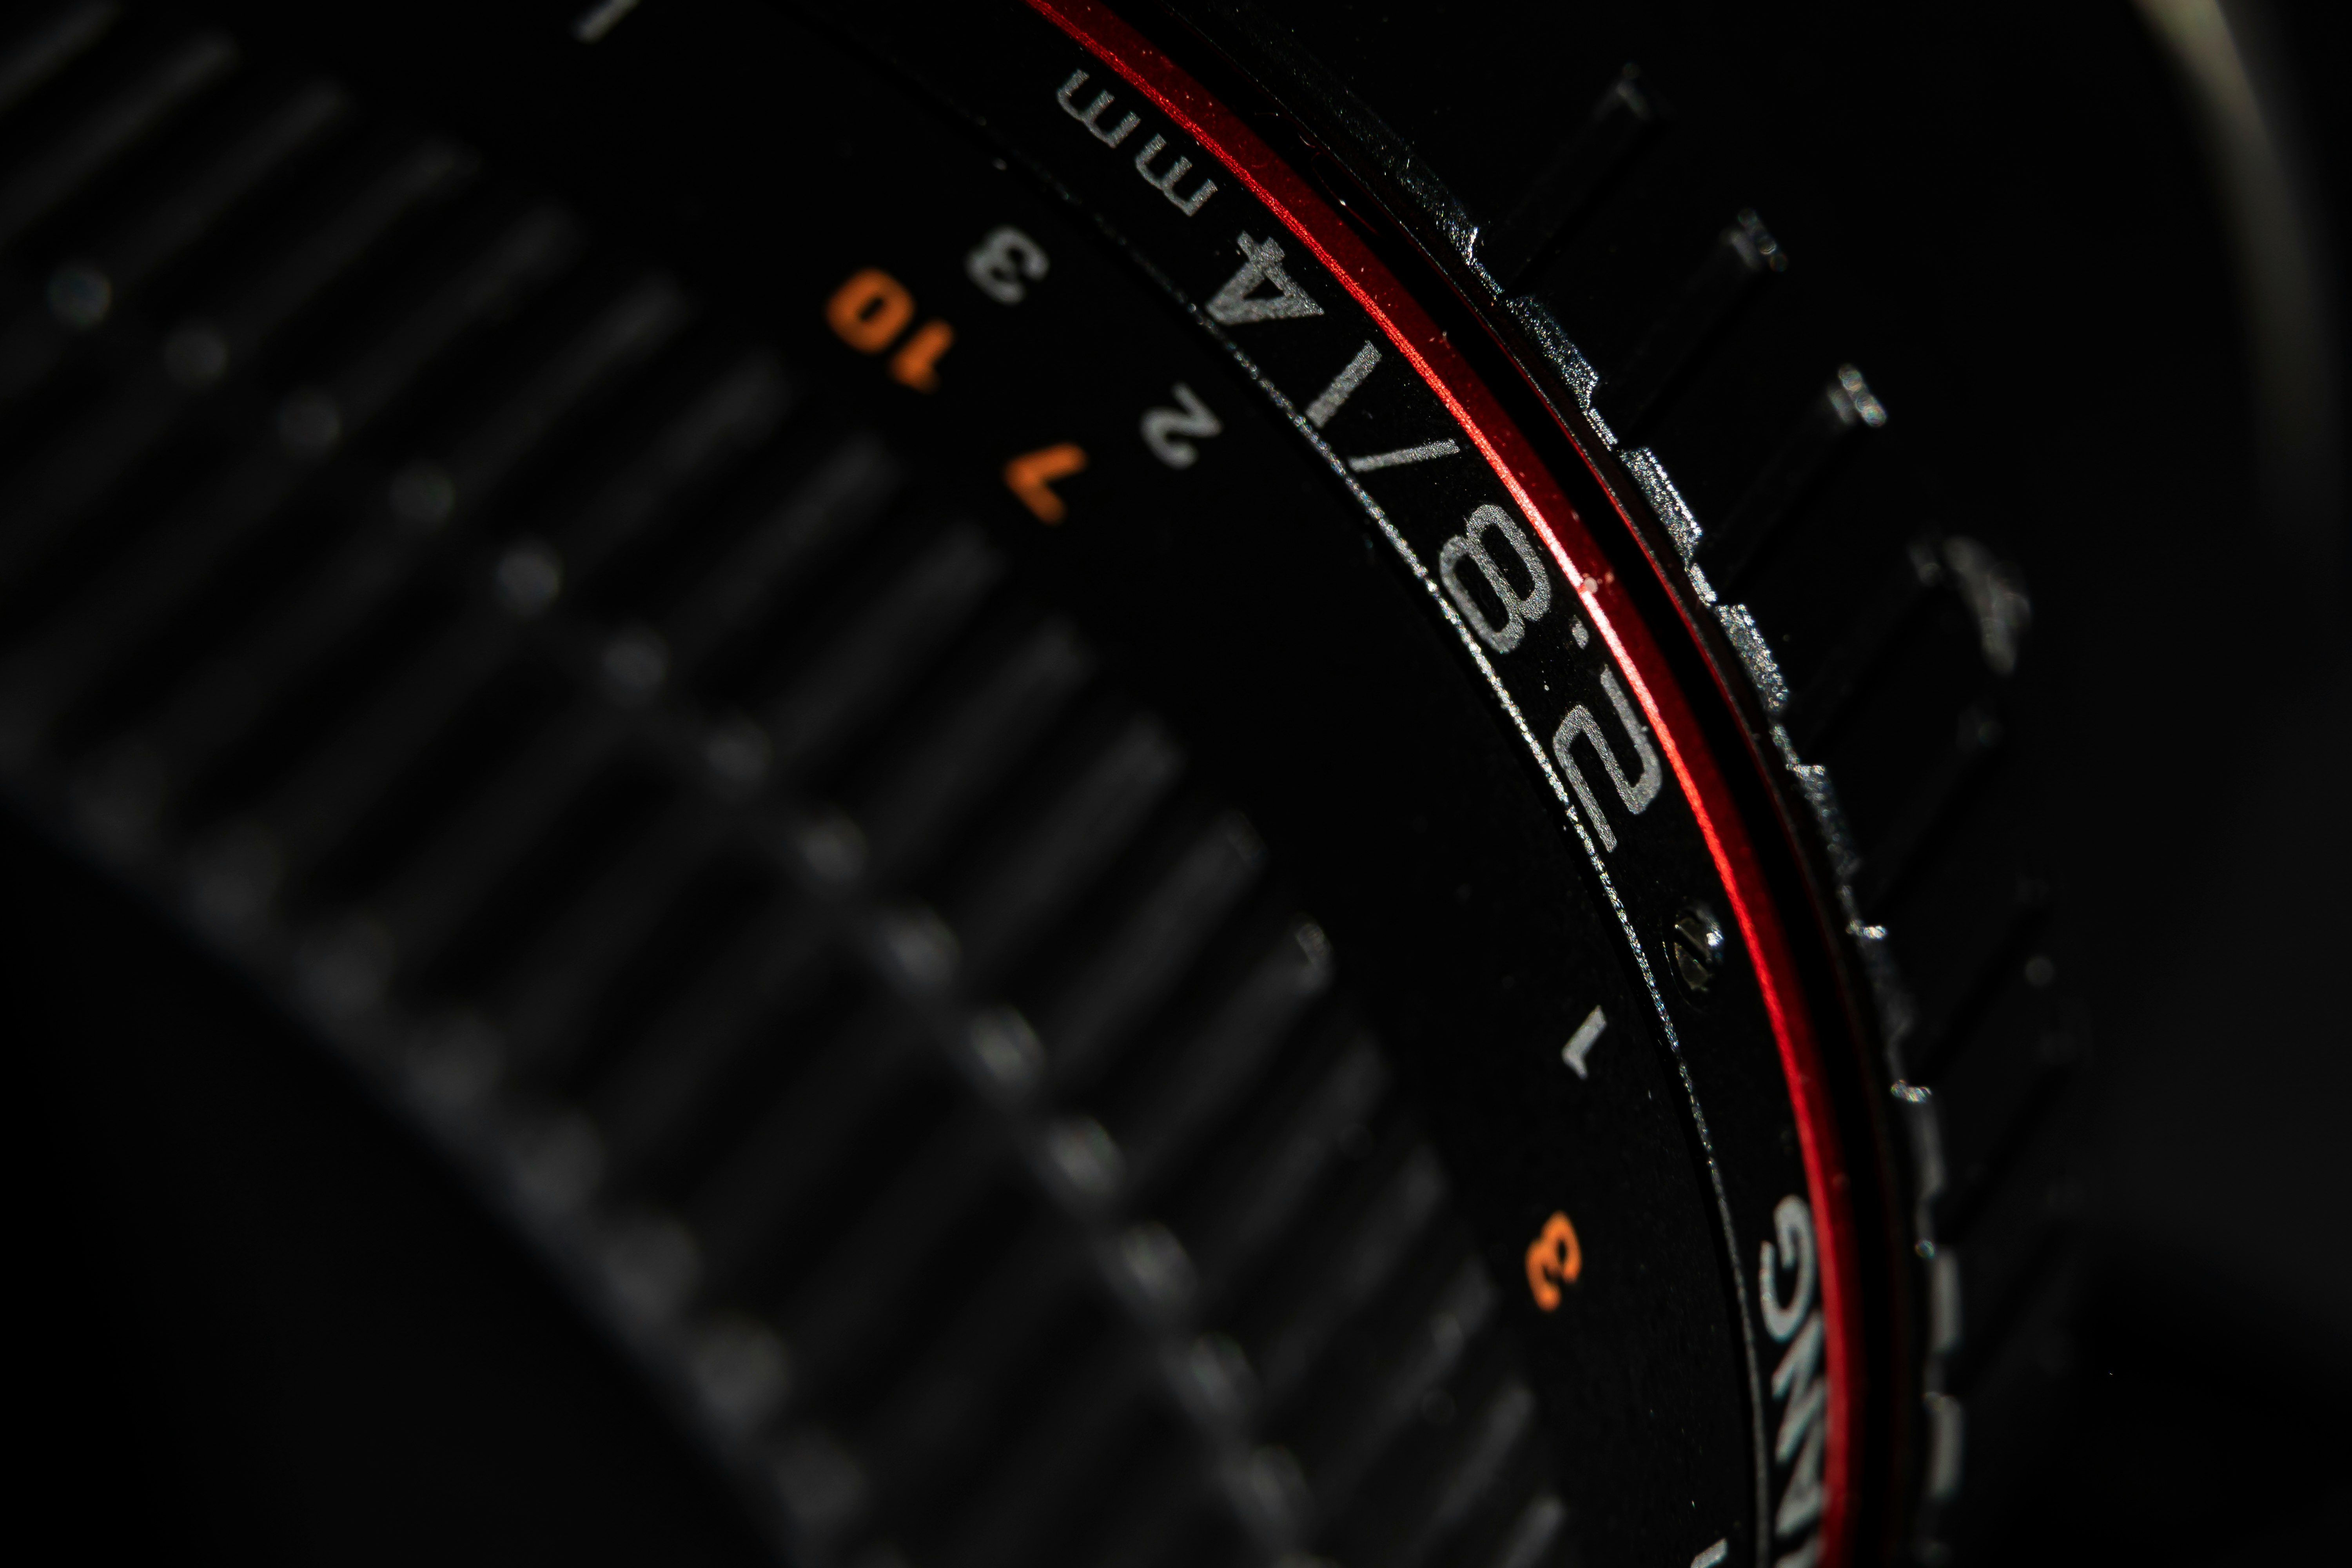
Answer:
9, 3, 2339, 1564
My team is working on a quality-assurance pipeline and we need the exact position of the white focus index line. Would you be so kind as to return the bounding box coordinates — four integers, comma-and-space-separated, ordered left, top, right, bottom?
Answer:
1689, 1541, 1728, 1568
1345, 437, 1460, 473
1562, 1004, 1607, 1079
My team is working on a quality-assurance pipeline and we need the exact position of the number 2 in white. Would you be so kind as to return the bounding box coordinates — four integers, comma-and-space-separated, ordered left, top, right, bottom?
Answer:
1551, 668, 1660, 851
1140, 383, 1222, 468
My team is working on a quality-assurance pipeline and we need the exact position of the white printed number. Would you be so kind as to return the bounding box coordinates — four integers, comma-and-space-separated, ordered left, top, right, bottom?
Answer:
965, 226, 1049, 305
1550, 668, 1661, 853
1432, 502, 1659, 853
1438, 504, 1550, 653
1140, 383, 1222, 468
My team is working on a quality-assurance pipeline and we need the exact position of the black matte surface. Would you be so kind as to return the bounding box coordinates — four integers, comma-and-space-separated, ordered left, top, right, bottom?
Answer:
11, 817, 776, 1565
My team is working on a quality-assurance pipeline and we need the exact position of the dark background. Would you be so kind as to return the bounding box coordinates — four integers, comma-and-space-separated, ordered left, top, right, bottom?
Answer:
11, 0, 2349, 1561
2025, 2, 2352, 1561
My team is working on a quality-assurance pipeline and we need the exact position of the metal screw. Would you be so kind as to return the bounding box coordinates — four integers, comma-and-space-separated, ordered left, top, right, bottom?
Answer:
1669, 904, 1725, 995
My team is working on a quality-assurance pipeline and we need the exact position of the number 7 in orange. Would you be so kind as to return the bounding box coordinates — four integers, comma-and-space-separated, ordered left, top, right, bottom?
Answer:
1004, 443, 1088, 523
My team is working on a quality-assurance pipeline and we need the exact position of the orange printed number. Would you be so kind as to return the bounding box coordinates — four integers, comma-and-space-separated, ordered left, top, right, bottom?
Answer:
1524, 1210, 1583, 1311
1004, 443, 1088, 523
827, 268, 912, 350
889, 319, 955, 392
826, 267, 953, 391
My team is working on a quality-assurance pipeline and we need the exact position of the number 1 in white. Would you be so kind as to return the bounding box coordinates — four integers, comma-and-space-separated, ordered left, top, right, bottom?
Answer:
1562, 1005, 1607, 1079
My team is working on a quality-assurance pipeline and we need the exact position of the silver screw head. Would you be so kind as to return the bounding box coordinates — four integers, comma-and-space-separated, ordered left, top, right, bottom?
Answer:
1669, 904, 1726, 995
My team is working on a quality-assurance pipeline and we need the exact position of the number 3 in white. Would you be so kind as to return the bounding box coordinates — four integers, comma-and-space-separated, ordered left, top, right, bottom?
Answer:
966, 226, 1050, 305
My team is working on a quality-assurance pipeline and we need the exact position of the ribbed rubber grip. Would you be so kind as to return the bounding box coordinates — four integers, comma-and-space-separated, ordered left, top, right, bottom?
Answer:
0, 8, 1569, 1564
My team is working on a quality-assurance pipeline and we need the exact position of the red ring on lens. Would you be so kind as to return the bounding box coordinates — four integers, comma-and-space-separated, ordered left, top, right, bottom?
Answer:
1025, 3, 1864, 1560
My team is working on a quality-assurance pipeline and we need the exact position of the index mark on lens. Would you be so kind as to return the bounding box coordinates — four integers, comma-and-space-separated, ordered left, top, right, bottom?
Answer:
1345, 439, 1460, 472
1562, 1005, 1607, 1078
